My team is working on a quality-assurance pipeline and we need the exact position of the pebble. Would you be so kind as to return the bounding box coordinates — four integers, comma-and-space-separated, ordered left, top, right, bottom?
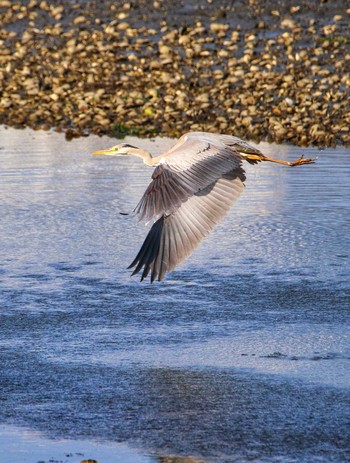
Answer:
0, 0, 348, 146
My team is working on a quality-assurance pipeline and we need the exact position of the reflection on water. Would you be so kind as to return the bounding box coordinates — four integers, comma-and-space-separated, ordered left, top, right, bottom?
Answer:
0, 127, 349, 463
0, 425, 154, 463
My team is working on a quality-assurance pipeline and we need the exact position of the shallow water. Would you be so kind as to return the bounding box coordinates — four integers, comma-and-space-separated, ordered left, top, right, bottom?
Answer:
0, 126, 349, 463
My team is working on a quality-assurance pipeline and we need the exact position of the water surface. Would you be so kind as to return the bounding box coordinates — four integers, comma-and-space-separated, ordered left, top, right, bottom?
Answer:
0, 127, 349, 463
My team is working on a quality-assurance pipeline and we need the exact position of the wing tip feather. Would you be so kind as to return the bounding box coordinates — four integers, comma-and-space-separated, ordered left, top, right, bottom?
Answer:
129, 216, 164, 282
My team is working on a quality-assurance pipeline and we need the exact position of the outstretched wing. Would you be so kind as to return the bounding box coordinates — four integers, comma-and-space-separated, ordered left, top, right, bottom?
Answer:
129, 169, 245, 281
134, 134, 245, 223
129, 133, 249, 281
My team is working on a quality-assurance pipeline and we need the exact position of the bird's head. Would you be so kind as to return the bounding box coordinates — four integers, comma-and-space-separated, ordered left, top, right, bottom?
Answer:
92, 143, 138, 156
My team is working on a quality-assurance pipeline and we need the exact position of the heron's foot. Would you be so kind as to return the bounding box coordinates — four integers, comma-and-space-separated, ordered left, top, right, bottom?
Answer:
289, 155, 316, 167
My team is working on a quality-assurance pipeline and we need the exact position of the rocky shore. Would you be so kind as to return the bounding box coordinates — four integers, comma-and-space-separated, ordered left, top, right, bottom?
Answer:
0, 0, 349, 146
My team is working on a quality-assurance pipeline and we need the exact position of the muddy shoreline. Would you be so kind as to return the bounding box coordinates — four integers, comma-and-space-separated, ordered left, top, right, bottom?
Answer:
0, 0, 349, 146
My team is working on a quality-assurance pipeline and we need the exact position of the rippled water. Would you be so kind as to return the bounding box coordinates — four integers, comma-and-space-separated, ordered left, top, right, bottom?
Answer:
0, 127, 349, 463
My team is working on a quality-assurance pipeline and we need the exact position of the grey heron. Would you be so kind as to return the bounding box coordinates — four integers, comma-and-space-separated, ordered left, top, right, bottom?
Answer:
93, 132, 315, 282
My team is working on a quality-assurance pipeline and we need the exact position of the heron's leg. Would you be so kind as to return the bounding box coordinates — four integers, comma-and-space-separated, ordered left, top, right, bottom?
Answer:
246, 153, 316, 167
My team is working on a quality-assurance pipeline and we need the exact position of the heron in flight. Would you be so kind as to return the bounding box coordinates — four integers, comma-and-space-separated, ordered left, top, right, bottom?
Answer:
93, 132, 315, 282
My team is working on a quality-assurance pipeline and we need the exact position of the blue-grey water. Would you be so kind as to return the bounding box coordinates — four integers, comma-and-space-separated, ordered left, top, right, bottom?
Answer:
0, 126, 349, 463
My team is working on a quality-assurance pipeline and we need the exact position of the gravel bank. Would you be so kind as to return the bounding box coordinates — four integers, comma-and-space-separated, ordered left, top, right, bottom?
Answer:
0, 0, 349, 146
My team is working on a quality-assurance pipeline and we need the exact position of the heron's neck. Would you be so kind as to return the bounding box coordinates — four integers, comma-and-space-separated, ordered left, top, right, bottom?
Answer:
130, 148, 155, 166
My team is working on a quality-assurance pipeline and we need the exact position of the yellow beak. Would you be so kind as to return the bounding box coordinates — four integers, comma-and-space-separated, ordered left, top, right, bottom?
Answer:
92, 148, 116, 155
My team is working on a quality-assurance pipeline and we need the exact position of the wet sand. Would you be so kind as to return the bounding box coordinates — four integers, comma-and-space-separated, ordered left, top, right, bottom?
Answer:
0, 0, 349, 146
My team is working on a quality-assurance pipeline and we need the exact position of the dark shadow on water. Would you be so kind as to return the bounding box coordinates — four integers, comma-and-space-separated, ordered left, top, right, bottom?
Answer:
0, 266, 350, 463
1, 273, 350, 462
0, 357, 349, 463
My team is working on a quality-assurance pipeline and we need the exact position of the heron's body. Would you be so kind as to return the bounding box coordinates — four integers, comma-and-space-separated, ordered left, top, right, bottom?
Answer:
93, 132, 314, 282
